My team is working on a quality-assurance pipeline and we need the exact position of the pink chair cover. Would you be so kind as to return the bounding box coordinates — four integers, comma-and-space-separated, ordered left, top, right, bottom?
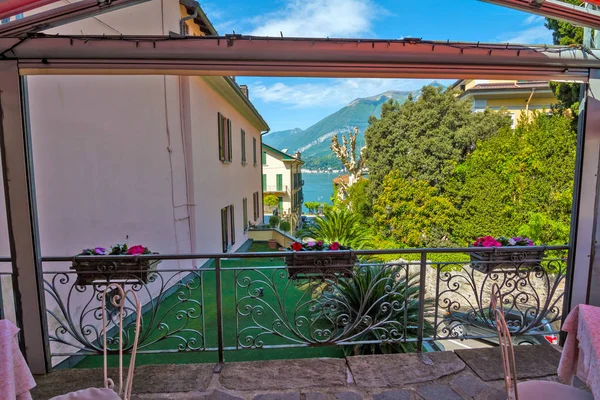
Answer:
558, 304, 600, 399
0, 320, 36, 400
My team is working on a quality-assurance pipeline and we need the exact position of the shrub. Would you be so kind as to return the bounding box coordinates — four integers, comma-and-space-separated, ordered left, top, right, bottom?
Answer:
279, 221, 291, 232
264, 194, 279, 207
268, 215, 280, 228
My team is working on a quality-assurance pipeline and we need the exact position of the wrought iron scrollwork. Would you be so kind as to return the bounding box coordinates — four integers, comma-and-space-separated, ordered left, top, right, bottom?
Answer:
44, 268, 205, 356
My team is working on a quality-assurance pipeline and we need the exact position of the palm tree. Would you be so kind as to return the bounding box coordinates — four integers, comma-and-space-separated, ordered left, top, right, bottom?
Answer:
298, 208, 371, 249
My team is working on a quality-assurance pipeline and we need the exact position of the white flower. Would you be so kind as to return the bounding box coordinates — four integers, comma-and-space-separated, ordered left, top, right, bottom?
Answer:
508, 238, 517, 246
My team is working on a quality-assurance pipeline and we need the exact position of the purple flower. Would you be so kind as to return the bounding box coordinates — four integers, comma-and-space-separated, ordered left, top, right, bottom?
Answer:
307, 241, 317, 247
94, 247, 106, 255
317, 240, 323, 246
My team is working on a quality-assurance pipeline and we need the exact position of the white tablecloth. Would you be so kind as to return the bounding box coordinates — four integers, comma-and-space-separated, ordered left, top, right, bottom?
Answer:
0, 320, 36, 400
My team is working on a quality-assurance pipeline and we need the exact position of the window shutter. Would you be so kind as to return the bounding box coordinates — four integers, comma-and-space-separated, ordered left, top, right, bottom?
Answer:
221, 207, 228, 252
262, 151, 267, 165
230, 205, 235, 245
241, 130, 246, 164
276, 174, 282, 191
243, 198, 248, 232
218, 113, 224, 161
253, 138, 257, 165
227, 119, 232, 162
262, 174, 267, 191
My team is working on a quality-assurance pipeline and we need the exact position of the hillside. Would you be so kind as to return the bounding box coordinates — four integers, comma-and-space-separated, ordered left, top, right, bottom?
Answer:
263, 90, 418, 170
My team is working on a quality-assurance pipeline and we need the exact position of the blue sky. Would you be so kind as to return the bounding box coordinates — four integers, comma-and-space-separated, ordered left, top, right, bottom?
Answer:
200, 0, 554, 132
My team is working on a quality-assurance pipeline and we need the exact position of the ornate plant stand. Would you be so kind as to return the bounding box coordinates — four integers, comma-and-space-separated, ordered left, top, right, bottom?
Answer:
469, 248, 545, 273
284, 252, 357, 279
71, 259, 161, 285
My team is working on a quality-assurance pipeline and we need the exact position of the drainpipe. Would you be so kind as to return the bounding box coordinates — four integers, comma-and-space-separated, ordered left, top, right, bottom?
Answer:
525, 88, 536, 118
179, 4, 199, 35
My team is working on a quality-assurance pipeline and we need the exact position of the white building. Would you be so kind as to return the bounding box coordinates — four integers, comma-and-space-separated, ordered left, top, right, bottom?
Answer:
261, 144, 304, 233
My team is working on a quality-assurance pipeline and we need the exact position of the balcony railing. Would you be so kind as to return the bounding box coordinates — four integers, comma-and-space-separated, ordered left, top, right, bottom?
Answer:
39, 245, 567, 368
264, 185, 289, 194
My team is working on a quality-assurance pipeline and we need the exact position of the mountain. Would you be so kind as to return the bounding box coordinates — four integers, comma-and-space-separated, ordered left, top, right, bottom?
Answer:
263, 89, 419, 170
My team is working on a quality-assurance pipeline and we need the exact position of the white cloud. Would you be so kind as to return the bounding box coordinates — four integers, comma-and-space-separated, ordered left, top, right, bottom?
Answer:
524, 15, 545, 26
499, 25, 553, 44
249, 78, 453, 108
249, 0, 378, 38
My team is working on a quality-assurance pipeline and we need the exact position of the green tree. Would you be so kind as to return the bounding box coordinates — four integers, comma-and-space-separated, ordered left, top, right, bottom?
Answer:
264, 194, 279, 207
304, 201, 321, 215
298, 207, 371, 249
545, 0, 583, 117
268, 215, 280, 228
373, 172, 457, 247
279, 220, 291, 232
364, 85, 510, 192
449, 112, 576, 245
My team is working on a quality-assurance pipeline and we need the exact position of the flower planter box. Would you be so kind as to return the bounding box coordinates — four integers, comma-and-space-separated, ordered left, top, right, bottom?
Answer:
71, 259, 161, 285
284, 252, 357, 279
470, 248, 544, 273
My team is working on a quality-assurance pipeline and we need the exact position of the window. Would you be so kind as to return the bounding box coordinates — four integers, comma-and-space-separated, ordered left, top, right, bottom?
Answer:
243, 198, 248, 232
218, 112, 232, 162
262, 151, 267, 165
241, 130, 247, 165
276, 174, 283, 191
262, 174, 267, 191
253, 138, 257, 166
253, 191, 259, 221
221, 204, 235, 252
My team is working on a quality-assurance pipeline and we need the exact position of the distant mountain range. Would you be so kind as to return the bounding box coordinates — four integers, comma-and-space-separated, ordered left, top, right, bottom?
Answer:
263, 86, 438, 170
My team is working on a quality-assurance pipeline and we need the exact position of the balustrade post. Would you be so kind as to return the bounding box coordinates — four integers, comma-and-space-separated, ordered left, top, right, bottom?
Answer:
417, 252, 427, 352
215, 257, 224, 367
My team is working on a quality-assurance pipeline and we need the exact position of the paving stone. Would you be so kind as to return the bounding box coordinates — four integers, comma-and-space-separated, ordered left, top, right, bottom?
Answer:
221, 359, 347, 391
253, 393, 301, 400
208, 389, 245, 400
335, 391, 363, 400
372, 390, 411, 400
416, 384, 462, 400
450, 374, 489, 398
131, 393, 209, 400
305, 393, 333, 400
477, 387, 507, 400
455, 345, 561, 381
347, 351, 465, 388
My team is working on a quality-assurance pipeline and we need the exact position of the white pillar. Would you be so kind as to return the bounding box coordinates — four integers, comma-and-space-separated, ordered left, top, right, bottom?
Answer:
0, 62, 49, 374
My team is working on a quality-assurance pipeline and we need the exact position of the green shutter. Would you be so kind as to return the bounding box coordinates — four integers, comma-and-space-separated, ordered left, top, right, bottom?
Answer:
230, 205, 235, 245
218, 113, 224, 161
262, 151, 267, 165
276, 174, 282, 191
278, 197, 283, 211
262, 174, 267, 191
227, 119, 232, 162
221, 207, 228, 252
241, 130, 246, 164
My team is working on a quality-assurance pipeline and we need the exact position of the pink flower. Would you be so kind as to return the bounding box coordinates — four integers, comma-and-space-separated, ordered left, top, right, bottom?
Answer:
127, 245, 146, 255
329, 242, 340, 250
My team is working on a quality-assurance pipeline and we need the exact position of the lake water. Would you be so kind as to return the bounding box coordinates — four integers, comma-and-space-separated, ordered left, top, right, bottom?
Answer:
302, 172, 336, 213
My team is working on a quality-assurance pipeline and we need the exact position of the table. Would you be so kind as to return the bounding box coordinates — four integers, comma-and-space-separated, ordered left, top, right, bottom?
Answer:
0, 320, 36, 400
558, 304, 600, 399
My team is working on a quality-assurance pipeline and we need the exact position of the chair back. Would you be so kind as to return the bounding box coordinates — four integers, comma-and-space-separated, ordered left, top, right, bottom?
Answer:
101, 284, 142, 400
491, 283, 519, 400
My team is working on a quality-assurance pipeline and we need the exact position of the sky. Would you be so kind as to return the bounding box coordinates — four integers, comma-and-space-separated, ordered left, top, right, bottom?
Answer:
199, 0, 555, 132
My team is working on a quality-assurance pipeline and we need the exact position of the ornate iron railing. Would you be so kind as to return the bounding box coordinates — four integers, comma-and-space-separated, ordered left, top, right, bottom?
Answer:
40, 245, 568, 368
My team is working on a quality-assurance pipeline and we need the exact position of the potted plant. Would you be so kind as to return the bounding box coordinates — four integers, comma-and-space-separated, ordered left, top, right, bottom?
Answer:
71, 244, 160, 285
285, 240, 357, 279
469, 236, 544, 273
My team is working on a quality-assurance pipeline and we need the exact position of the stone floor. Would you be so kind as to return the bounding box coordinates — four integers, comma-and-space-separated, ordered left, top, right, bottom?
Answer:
32, 345, 578, 400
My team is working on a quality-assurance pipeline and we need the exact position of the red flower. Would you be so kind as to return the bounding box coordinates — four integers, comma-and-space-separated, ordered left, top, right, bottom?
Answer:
291, 242, 303, 251
329, 242, 340, 250
127, 245, 146, 255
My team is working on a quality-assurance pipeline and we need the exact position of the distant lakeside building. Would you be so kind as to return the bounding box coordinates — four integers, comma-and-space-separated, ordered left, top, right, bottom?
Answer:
451, 79, 558, 128
262, 144, 304, 234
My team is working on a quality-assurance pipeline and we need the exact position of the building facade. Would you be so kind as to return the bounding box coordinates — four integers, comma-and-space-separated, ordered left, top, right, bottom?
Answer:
0, 0, 268, 324
261, 144, 304, 233
451, 79, 558, 127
